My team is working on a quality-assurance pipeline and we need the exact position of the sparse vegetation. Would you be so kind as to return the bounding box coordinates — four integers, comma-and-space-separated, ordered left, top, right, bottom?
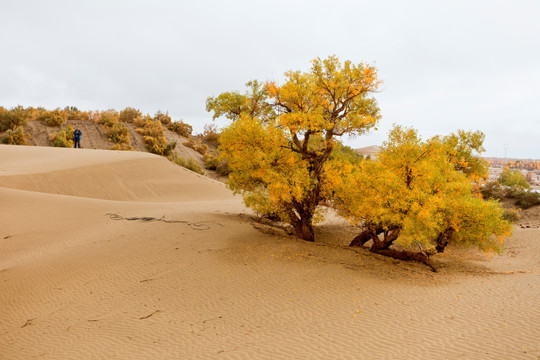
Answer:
203, 152, 230, 175
107, 123, 132, 147
97, 110, 133, 150
184, 138, 209, 155
119, 107, 142, 123
1, 126, 30, 145
154, 110, 172, 125
50, 125, 75, 147
481, 180, 540, 210
502, 208, 521, 223
136, 117, 176, 156
513, 190, 540, 209
168, 154, 204, 174
201, 123, 220, 147
498, 167, 530, 189
168, 121, 193, 137
97, 110, 120, 127
480, 181, 507, 201
0, 106, 27, 131
64, 106, 81, 120
110, 143, 135, 151
38, 109, 67, 127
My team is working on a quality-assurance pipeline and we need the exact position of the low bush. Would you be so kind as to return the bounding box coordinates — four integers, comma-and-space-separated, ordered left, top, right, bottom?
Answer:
110, 143, 134, 151
502, 208, 521, 223
203, 152, 220, 170
1, 126, 30, 145
97, 111, 133, 149
0, 106, 27, 131
202, 123, 220, 147
168, 121, 193, 137
203, 152, 230, 175
97, 110, 120, 126
168, 154, 204, 174
498, 167, 530, 189
107, 122, 130, 144
64, 106, 81, 120
513, 190, 540, 210
216, 161, 230, 176
480, 181, 506, 200
136, 118, 176, 156
482, 180, 540, 210
154, 110, 171, 125
119, 107, 142, 123
50, 125, 75, 147
38, 109, 66, 127
184, 138, 209, 155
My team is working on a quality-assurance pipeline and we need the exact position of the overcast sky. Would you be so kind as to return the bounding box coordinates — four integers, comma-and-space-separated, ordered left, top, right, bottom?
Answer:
1, 0, 538, 158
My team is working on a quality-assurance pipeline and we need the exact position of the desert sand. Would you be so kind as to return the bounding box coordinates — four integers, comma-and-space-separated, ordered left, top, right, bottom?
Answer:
1, 144, 538, 359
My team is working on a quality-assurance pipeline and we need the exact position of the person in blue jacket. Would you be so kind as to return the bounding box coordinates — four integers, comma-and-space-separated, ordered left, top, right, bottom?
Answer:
73, 128, 82, 148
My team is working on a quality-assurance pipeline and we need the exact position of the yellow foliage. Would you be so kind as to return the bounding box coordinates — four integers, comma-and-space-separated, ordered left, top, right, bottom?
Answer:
335, 126, 512, 254
210, 56, 381, 241
1, 126, 30, 145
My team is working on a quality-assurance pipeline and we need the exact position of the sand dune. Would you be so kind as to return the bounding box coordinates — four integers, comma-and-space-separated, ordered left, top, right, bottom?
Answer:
1, 144, 539, 359
0, 146, 233, 202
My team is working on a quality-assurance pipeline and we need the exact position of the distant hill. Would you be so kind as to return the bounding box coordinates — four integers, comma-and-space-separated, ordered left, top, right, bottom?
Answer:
354, 145, 381, 159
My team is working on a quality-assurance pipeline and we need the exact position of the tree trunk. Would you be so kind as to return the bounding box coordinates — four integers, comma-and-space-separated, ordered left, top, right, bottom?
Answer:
435, 228, 455, 253
371, 228, 400, 251
350, 226, 400, 250
289, 192, 317, 242
349, 230, 373, 247
349, 225, 384, 247
293, 218, 315, 242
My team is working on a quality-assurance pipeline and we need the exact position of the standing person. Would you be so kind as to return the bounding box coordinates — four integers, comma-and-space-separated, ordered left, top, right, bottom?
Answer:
73, 128, 82, 148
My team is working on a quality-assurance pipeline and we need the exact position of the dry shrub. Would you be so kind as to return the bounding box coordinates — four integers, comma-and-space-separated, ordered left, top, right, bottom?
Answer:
50, 125, 75, 147
203, 152, 220, 170
38, 109, 66, 127
0, 106, 28, 131
97, 110, 120, 126
480, 181, 505, 200
1, 126, 30, 145
119, 107, 142, 123
111, 143, 134, 151
499, 167, 530, 189
169, 154, 204, 175
503, 208, 520, 223
136, 118, 176, 156
133, 114, 150, 128
203, 151, 230, 175
154, 110, 171, 125
481, 180, 540, 210
107, 123, 130, 144
64, 106, 82, 120
168, 121, 193, 137
202, 123, 220, 147
184, 138, 209, 155
513, 190, 540, 209
97, 111, 132, 148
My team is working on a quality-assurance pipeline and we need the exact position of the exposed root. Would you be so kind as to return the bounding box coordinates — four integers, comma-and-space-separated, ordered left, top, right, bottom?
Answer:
372, 248, 438, 272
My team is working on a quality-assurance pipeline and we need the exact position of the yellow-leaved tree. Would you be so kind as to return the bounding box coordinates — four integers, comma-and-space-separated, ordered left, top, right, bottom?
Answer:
207, 56, 381, 241
334, 126, 512, 271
